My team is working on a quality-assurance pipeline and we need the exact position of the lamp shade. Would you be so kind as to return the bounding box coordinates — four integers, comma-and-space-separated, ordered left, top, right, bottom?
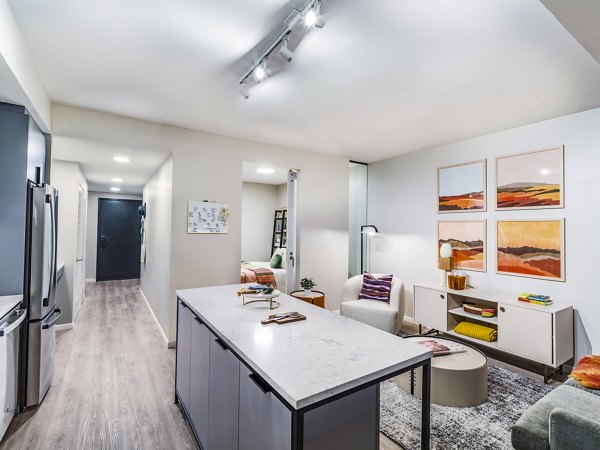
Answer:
440, 243, 453, 258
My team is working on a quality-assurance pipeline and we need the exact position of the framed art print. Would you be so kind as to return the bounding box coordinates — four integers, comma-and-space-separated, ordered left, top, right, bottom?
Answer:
496, 219, 565, 281
437, 160, 486, 213
438, 220, 487, 272
496, 146, 564, 210
187, 201, 230, 234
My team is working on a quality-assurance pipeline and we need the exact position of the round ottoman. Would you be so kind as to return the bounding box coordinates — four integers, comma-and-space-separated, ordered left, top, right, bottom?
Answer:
395, 336, 488, 407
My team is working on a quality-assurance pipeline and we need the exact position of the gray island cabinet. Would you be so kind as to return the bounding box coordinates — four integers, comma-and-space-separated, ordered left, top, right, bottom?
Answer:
175, 285, 432, 450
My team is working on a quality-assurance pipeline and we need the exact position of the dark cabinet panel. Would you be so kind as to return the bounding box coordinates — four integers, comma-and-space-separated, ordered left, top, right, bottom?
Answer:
208, 333, 239, 450
239, 364, 291, 450
176, 301, 193, 412
189, 317, 210, 449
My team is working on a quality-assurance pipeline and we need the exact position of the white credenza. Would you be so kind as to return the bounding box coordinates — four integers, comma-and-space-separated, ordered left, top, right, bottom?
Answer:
414, 282, 573, 369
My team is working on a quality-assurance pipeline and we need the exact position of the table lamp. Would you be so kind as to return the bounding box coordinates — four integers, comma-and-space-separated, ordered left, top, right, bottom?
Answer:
439, 243, 453, 286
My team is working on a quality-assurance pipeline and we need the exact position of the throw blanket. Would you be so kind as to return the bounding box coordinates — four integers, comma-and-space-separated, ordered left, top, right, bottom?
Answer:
241, 263, 277, 288
454, 321, 497, 342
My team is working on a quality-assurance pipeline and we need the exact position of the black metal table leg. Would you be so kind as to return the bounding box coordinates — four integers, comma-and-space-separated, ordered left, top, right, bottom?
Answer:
421, 359, 431, 450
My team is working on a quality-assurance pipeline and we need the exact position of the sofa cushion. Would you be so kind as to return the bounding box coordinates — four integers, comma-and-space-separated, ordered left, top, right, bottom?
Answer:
565, 377, 600, 397
358, 272, 393, 303
569, 355, 600, 390
512, 385, 600, 450
550, 407, 600, 450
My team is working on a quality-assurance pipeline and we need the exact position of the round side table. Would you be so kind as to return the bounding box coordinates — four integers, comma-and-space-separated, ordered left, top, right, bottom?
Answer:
290, 290, 325, 308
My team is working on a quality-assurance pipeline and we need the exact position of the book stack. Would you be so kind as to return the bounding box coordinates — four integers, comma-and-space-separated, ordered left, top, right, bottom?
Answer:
518, 293, 553, 306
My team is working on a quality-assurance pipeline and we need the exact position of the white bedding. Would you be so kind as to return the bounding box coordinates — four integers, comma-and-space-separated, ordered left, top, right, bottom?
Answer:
248, 262, 287, 293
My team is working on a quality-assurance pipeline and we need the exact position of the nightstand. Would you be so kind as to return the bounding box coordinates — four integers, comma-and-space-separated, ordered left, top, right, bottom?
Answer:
290, 290, 325, 308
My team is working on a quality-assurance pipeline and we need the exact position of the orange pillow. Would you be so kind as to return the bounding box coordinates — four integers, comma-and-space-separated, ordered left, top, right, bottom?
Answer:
569, 355, 600, 389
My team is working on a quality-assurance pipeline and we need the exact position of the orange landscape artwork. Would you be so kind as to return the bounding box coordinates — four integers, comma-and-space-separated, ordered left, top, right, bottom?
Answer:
496, 147, 563, 210
438, 221, 486, 272
438, 161, 486, 212
497, 220, 564, 281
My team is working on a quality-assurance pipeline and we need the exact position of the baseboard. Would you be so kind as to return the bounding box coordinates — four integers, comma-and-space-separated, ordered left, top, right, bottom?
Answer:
168, 341, 176, 349
139, 288, 169, 346
55, 323, 74, 331
85, 278, 96, 283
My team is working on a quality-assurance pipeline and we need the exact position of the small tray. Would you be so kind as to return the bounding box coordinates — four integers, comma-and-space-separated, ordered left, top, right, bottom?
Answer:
261, 312, 306, 325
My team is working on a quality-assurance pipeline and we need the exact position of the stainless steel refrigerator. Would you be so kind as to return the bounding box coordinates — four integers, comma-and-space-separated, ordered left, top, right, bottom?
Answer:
0, 102, 60, 411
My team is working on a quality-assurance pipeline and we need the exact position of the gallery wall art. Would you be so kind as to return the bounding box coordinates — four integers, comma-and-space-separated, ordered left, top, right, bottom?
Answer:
496, 146, 564, 210
438, 220, 487, 272
437, 160, 486, 213
496, 219, 565, 281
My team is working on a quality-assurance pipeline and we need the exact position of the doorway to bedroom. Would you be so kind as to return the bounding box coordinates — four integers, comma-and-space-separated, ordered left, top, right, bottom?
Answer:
241, 162, 293, 293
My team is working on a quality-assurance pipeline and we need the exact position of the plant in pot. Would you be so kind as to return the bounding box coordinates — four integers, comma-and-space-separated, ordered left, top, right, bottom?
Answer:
300, 278, 316, 296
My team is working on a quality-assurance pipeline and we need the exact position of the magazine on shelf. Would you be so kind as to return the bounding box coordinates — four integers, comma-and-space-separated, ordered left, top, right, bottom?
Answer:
416, 339, 467, 356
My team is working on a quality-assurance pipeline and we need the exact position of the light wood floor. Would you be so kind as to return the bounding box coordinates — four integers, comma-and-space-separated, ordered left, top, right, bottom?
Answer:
0, 280, 197, 450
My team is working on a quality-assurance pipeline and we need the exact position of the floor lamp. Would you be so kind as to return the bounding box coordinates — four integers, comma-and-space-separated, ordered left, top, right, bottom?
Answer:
360, 225, 379, 274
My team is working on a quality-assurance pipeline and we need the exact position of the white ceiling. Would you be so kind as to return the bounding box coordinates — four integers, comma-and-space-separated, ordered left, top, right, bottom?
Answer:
8, 0, 600, 163
242, 162, 288, 185
53, 136, 170, 194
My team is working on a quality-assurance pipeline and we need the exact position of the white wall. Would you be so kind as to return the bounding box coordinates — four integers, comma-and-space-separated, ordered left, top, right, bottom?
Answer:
241, 182, 279, 262
51, 159, 88, 325
0, 0, 51, 130
52, 104, 349, 342
368, 107, 600, 358
85, 191, 143, 281
141, 157, 173, 342
276, 183, 287, 209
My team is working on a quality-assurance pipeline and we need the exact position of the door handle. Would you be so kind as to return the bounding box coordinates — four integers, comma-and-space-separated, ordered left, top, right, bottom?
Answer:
215, 337, 228, 351
249, 373, 271, 395
42, 307, 62, 329
99, 235, 107, 248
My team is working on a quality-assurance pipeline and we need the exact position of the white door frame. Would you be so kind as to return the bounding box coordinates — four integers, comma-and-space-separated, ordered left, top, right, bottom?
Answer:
286, 170, 299, 292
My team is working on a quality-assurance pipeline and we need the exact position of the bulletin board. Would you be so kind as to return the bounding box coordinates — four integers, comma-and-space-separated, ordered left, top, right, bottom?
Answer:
187, 201, 230, 234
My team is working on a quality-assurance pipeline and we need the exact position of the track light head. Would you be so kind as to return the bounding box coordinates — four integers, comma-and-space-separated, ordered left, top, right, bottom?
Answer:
305, 8, 325, 28
240, 83, 250, 99
254, 60, 269, 81
278, 44, 294, 63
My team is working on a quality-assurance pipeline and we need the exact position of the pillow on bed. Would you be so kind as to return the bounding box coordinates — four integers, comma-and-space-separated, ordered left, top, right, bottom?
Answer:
270, 253, 282, 268
274, 248, 287, 269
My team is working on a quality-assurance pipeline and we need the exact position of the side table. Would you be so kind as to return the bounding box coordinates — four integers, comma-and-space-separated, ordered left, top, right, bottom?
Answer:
290, 290, 325, 308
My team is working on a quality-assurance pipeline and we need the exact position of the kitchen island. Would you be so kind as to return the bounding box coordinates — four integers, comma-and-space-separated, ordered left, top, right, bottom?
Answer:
176, 285, 431, 450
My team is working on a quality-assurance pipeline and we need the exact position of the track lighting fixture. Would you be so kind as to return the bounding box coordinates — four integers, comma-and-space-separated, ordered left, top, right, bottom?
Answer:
278, 35, 294, 63
238, 0, 325, 99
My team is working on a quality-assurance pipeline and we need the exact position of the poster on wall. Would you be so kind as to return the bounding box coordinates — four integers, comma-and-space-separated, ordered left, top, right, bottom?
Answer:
438, 220, 487, 272
496, 146, 564, 210
496, 219, 565, 281
187, 201, 230, 234
437, 160, 486, 213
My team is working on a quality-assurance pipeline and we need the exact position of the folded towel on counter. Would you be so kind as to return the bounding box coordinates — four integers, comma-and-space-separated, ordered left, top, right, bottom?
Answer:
454, 321, 497, 342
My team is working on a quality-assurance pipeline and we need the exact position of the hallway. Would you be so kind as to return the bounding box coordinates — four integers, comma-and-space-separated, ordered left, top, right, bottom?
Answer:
1, 280, 197, 450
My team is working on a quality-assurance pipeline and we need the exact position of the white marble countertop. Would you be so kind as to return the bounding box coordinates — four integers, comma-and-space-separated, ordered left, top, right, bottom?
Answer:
177, 284, 431, 410
0, 295, 23, 319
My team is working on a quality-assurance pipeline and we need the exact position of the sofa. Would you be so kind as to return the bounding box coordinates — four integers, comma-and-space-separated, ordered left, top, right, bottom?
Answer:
512, 376, 600, 450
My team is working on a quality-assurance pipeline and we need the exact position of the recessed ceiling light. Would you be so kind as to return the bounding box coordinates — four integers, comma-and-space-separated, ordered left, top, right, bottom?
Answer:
540, 168, 550, 175
112, 178, 123, 183
257, 168, 275, 174
110, 187, 121, 192
113, 156, 130, 163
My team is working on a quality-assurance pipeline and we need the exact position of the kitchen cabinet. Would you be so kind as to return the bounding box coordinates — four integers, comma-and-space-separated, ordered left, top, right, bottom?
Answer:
238, 364, 291, 450
208, 333, 240, 450
175, 301, 193, 413
189, 316, 210, 449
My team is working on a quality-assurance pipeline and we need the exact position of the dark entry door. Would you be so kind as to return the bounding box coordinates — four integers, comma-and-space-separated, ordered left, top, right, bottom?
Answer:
97, 198, 142, 281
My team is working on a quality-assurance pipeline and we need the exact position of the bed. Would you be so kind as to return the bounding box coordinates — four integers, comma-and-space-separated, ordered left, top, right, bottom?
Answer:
240, 249, 287, 292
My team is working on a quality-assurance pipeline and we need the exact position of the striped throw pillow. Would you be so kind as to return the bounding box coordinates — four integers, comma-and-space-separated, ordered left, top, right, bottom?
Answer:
359, 273, 393, 303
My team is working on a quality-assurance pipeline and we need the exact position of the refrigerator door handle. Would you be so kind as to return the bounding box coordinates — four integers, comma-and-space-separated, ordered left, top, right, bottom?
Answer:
42, 307, 62, 330
43, 192, 56, 306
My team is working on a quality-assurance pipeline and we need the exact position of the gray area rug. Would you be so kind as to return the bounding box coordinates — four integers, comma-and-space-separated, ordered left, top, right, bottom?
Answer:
380, 363, 554, 450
